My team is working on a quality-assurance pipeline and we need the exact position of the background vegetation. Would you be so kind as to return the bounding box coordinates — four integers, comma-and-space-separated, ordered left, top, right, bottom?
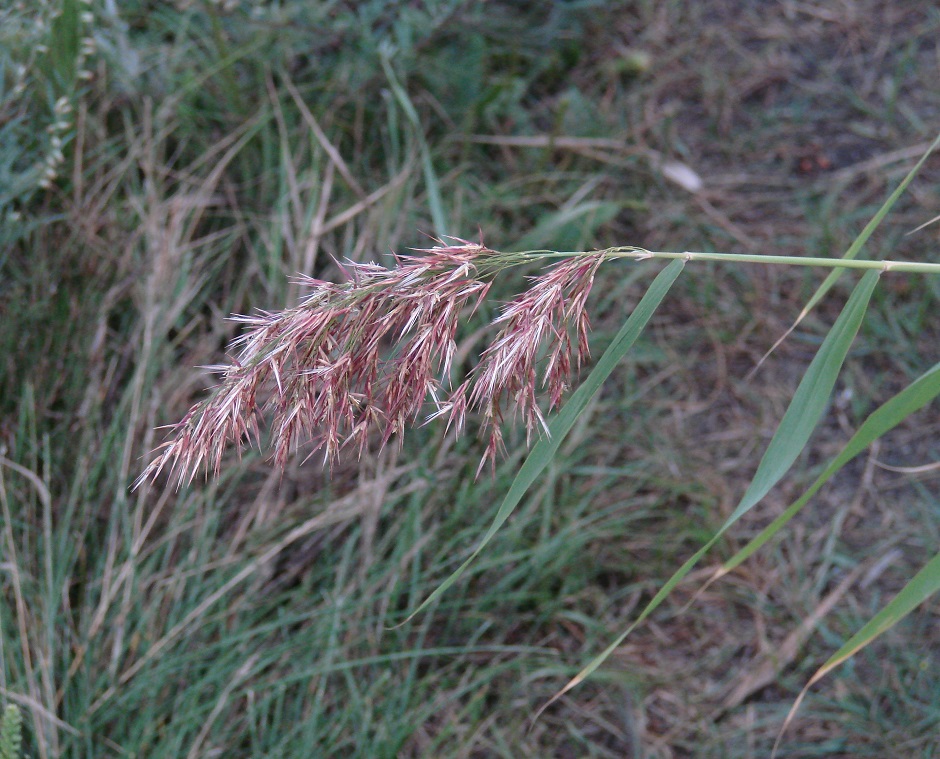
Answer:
1, 1, 938, 756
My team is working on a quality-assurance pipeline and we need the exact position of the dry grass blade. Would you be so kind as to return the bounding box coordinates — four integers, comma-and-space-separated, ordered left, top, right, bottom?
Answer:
284, 75, 366, 200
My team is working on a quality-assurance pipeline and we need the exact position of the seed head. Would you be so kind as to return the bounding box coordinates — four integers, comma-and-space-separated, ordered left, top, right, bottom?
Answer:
137, 241, 607, 488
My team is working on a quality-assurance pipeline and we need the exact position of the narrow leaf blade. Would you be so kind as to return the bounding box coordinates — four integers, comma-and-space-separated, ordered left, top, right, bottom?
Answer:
400, 259, 686, 623
774, 551, 940, 757
813, 551, 940, 682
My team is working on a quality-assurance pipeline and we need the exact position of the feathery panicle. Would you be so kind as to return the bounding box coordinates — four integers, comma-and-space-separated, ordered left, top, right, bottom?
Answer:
137, 241, 607, 488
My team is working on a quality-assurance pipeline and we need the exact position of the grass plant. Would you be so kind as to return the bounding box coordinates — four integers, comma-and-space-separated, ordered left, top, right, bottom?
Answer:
2, 1, 939, 757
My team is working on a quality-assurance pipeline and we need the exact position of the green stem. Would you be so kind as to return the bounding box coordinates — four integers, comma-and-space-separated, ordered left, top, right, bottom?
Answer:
519, 247, 940, 274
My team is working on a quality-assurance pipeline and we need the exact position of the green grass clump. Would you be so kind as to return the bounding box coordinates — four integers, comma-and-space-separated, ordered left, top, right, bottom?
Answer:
1, 1, 938, 756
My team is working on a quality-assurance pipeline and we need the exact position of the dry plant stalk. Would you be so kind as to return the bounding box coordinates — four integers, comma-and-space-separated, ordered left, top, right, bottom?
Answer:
138, 239, 606, 488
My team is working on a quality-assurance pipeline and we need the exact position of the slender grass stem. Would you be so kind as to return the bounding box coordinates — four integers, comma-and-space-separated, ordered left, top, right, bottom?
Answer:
520, 247, 940, 274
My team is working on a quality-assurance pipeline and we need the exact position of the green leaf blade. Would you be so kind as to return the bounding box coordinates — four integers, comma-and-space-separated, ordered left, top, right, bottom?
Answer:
400, 259, 686, 624
728, 270, 880, 523
776, 551, 940, 757
812, 551, 940, 681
